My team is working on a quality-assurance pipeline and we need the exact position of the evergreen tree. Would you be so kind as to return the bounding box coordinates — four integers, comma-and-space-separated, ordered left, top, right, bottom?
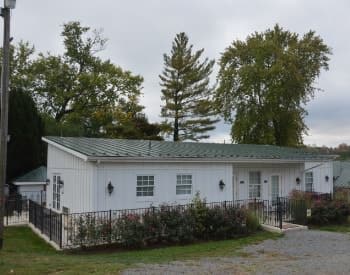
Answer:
7, 89, 44, 181
0, 43, 44, 181
160, 32, 218, 141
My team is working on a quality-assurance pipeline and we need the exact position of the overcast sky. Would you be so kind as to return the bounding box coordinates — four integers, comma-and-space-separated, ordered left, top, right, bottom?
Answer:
5, 0, 350, 147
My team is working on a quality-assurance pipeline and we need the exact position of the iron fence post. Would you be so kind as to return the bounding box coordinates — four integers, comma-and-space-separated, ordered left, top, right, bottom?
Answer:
34, 202, 36, 227
5, 201, 8, 226
109, 209, 112, 243
41, 204, 44, 232
59, 213, 63, 248
49, 209, 52, 241
277, 197, 283, 229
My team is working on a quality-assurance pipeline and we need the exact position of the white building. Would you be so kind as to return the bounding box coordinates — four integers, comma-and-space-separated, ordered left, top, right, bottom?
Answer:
43, 137, 334, 213
12, 166, 47, 203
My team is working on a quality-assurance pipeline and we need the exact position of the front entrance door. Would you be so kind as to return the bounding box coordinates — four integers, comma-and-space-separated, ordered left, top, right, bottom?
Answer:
232, 174, 236, 200
271, 175, 280, 203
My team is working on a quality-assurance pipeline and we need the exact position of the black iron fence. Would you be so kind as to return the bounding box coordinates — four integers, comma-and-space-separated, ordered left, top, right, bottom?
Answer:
62, 200, 258, 248
4, 199, 29, 225
6, 192, 330, 249
26, 197, 310, 249
4, 191, 46, 226
29, 200, 62, 247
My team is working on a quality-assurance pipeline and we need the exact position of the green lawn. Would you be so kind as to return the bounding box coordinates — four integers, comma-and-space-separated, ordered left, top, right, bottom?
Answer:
0, 226, 279, 275
310, 224, 350, 233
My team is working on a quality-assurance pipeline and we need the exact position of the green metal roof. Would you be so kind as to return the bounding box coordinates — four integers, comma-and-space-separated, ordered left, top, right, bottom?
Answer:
13, 166, 47, 183
44, 136, 333, 162
334, 161, 350, 188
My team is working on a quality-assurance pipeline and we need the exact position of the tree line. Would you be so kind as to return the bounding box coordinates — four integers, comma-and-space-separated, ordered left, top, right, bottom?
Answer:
0, 22, 331, 180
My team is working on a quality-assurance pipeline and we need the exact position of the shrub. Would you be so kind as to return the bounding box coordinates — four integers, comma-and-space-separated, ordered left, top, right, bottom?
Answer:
188, 193, 210, 239
74, 216, 87, 246
334, 189, 350, 203
142, 208, 162, 245
158, 205, 195, 244
289, 190, 313, 207
308, 200, 350, 225
204, 206, 227, 239
245, 211, 260, 233
72, 214, 110, 247
114, 213, 144, 248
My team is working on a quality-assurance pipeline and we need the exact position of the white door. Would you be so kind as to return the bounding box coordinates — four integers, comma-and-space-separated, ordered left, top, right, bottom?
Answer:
271, 175, 280, 203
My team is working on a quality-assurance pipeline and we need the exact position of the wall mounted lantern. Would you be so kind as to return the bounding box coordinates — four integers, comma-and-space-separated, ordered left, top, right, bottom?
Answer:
46, 178, 50, 186
219, 180, 225, 190
264, 179, 268, 183
107, 181, 114, 195
325, 175, 329, 182
296, 177, 301, 185
58, 179, 64, 194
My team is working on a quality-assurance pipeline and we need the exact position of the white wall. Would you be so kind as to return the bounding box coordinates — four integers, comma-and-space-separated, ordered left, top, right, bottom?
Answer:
18, 185, 44, 203
233, 163, 304, 201
46, 144, 95, 213
305, 162, 333, 194
95, 162, 232, 211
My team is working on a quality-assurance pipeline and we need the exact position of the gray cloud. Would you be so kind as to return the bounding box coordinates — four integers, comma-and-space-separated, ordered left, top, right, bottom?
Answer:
5, 0, 350, 146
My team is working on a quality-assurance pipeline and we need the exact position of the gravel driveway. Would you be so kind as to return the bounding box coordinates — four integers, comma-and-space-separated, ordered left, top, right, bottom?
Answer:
123, 230, 350, 275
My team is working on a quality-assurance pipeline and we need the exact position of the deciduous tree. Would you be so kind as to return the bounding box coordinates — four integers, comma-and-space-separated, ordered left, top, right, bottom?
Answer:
32, 21, 144, 124
216, 24, 331, 146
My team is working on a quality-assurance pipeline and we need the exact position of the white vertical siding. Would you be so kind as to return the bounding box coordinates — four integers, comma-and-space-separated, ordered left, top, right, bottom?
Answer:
305, 162, 333, 194
46, 144, 95, 213
233, 163, 304, 201
95, 162, 233, 211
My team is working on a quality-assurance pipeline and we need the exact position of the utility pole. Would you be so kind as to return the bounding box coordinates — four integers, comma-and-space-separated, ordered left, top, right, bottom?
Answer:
0, 0, 16, 250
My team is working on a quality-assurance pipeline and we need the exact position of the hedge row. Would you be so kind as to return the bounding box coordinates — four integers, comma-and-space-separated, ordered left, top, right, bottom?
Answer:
72, 197, 259, 248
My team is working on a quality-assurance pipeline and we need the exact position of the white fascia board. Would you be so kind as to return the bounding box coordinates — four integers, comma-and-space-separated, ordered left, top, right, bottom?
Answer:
86, 156, 329, 164
13, 181, 46, 186
42, 137, 89, 161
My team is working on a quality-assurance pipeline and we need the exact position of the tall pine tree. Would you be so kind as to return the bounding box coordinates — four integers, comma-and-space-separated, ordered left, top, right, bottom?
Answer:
160, 32, 218, 141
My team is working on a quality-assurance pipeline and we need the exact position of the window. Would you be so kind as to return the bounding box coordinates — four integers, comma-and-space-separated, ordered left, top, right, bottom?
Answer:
136, 176, 154, 197
53, 175, 61, 210
249, 171, 261, 198
176, 175, 192, 195
305, 172, 313, 192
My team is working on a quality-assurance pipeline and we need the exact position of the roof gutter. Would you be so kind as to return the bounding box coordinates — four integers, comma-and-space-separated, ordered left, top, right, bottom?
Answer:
86, 156, 333, 164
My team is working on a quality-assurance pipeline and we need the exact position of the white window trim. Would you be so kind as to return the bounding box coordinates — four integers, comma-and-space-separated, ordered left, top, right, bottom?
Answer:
136, 175, 155, 199
52, 173, 62, 211
249, 171, 262, 199
176, 174, 193, 197
305, 172, 314, 192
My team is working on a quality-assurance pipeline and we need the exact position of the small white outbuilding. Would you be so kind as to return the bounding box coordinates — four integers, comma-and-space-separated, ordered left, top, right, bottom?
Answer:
43, 137, 334, 214
12, 166, 47, 203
